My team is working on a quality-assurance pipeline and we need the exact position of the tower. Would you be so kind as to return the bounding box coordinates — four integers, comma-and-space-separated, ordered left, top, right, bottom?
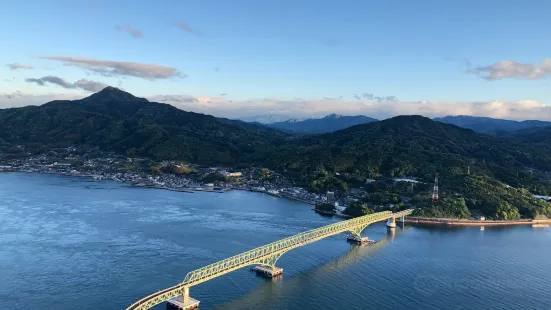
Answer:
432, 172, 439, 203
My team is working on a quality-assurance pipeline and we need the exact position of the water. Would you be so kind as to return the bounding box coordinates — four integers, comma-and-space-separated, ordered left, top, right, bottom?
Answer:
1, 173, 550, 310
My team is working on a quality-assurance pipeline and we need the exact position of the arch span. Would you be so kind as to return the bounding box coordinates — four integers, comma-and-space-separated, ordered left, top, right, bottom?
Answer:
126, 209, 413, 310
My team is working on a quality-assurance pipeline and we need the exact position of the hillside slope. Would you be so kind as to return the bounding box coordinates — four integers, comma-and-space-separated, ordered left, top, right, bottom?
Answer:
0, 87, 287, 165
500, 127, 551, 147
267, 115, 551, 193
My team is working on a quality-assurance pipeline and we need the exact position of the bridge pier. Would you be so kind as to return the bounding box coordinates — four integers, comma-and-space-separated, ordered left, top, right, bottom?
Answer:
252, 265, 283, 277
167, 287, 200, 310
386, 217, 396, 228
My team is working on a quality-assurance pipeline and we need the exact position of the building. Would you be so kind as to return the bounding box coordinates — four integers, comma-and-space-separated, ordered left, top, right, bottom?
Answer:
326, 191, 335, 202
220, 170, 243, 178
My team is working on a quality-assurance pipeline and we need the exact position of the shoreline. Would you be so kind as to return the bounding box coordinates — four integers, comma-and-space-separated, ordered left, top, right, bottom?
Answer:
3, 170, 322, 205
404, 216, 551, 226
4, 172, 549, 227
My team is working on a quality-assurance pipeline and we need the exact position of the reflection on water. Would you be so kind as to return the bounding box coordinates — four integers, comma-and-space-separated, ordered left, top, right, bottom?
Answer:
215, 226, 413, 310
1, 173, 551, 310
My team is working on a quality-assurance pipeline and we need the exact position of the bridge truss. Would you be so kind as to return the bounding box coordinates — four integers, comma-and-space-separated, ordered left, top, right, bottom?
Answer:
126, 209, 413, 310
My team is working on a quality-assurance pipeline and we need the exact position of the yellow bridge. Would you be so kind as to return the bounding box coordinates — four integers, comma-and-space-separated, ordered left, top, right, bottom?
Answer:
126, 209, 413, 310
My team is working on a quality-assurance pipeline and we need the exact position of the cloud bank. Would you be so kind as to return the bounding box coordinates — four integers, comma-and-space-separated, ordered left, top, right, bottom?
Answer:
25, 76, 108, 92
38, 56, 185, 80
147, 95, 551, 121
2, 90, 550, 121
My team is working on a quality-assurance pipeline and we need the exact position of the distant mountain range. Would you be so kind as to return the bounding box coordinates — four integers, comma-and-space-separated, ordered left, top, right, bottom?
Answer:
434, 115, 551, 134
265, 114, 378, 134
240, 114, 305, 124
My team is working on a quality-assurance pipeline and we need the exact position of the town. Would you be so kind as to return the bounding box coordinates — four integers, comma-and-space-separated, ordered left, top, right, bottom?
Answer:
0, 146, 381, 210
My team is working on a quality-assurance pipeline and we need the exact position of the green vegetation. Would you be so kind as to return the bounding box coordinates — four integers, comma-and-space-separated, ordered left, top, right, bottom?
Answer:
202, 172, 228, 183
2, 88, 551, 220
0, 87, 288, 166
257, 168, 272, 180
343, 203, 375, 217
315, 203, 336, 213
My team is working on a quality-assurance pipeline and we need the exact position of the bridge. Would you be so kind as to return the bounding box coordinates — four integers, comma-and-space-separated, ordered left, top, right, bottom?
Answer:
126, 209, 413, 310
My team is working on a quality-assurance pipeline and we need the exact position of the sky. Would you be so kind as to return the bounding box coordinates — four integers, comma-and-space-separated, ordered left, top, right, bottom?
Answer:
1, 0, 551, 120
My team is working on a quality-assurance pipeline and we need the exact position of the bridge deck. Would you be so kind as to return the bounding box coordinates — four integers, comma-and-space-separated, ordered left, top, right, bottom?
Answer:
126, 209, 413, 310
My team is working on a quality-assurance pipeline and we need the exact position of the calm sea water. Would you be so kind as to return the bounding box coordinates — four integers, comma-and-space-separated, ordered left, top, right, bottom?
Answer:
1, 173, 550, 310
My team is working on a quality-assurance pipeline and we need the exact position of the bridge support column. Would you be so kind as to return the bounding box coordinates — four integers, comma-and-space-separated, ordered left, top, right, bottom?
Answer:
346, 226, 372, 244
252, 252, 284, 278
386, 217, 396, 228
167, 287, 200, 310
183, 287, 189, 304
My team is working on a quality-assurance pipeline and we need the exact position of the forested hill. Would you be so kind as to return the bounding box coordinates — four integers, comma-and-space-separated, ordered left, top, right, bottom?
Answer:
267, 115, 551, 194
2, 89, 551, 219
499, 126, 551, 147
0, 87, 287, 165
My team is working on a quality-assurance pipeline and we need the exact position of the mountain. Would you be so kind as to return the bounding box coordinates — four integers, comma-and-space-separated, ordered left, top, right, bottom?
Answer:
502, 126, 551, 147
0, 87, 287, 165
266, 114, 378, 134
2, 90, 551, 219
240, 114, 303, 124
268, 115, 551, 191
267, 115, 551, 218
434, 115, 551, 134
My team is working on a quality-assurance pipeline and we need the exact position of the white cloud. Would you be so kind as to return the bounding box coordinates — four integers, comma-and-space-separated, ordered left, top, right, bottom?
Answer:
37, 56, 185, 80
472, 58, 551, 80
147, 95, 551, 121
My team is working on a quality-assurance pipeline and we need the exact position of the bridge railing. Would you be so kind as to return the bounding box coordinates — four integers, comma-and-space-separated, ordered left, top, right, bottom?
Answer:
126, 209, 413, 310
181, 210, 397, 285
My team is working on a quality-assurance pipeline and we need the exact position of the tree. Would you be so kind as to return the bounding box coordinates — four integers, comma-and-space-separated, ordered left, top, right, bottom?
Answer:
202, 172, 228, 182
258, 168, 271, 180
343, 203, 374, 217
151, 166, 162, 175
315, 203, 336, 213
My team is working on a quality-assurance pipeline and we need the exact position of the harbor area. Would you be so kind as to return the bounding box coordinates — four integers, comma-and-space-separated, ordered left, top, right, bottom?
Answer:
251, 265, 283, 277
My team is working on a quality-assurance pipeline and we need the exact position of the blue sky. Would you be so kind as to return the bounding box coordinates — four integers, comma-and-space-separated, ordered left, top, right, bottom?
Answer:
1, 0, 550, 119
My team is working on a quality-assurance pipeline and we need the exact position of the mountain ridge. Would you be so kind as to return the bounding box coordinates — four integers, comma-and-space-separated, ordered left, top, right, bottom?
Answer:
266, 113, 378, 134
434, 115, 551, 134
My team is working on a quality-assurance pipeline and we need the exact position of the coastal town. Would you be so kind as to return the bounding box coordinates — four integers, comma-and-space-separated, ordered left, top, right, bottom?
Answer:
0, 146, 355, 207
2, 145, 550, 221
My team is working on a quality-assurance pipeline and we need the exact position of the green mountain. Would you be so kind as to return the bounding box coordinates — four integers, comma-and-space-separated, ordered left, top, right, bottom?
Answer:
268, 115, 551, 192
0, 87, 287, 165
1, 89, 550, 219
500, 126, 551, 147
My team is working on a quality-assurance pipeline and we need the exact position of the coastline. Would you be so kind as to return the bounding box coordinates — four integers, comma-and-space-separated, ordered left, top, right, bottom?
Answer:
403, 216, 551, 226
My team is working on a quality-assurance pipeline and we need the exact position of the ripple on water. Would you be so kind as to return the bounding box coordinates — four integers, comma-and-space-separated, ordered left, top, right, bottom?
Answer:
1, 173, 551, 310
